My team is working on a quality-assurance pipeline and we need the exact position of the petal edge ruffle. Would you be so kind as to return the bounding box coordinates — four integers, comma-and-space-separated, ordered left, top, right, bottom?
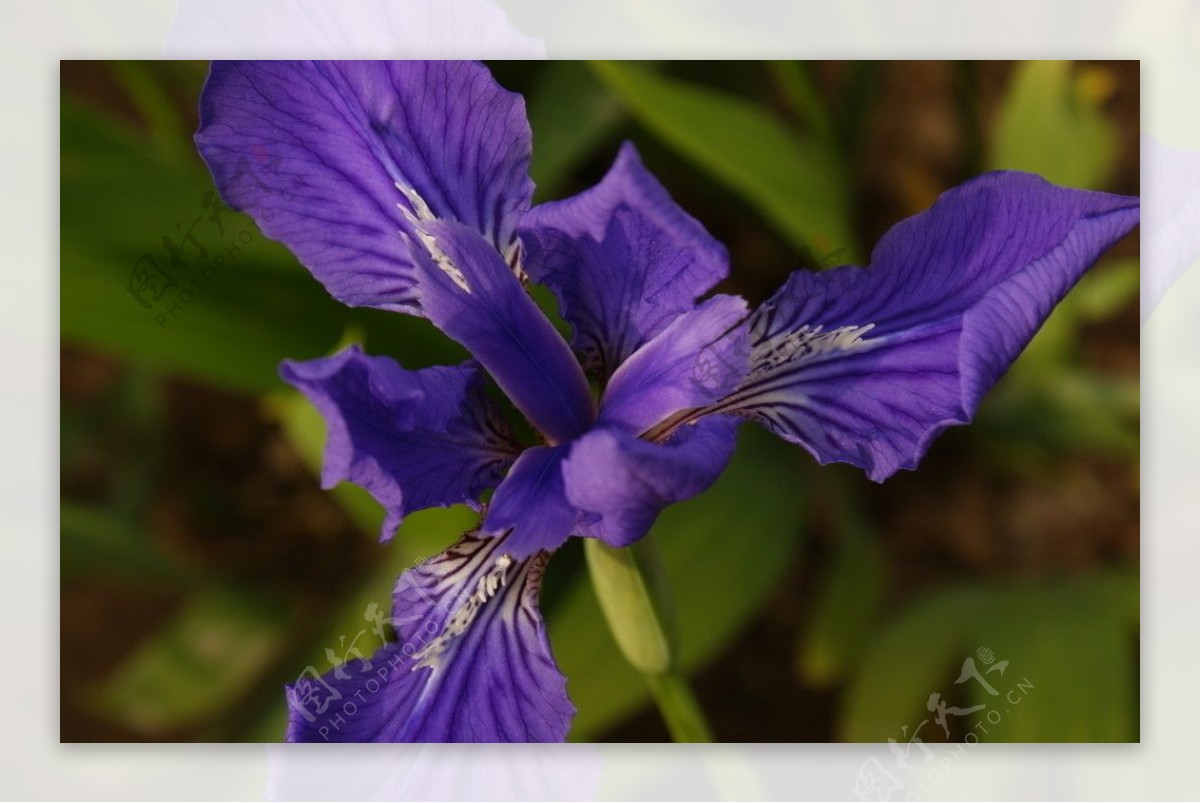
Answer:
196, 60, 533, 312
714, 172, 1140, 481
280, 347, 517, 541
519, 142, 730, 379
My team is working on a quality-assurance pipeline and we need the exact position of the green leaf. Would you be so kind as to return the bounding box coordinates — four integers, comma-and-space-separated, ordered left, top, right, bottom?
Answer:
62, 101, 334, 392
1067, 258, 1140, 321
961, 573, 1138, 741
767, 61, 834, 142
61, 100, 459, 394
841, 570, 1138, 742
93, 586, 295, 736
841, 585, 992, 741
988, 60, 1119, 191
106, 61, 191, 165
60, 502, 192, 585
797, 504, 886, 688
980, 369, 1139, 464
590, 61, 857, 261
527, 61, 624, 200
552, 425, 807, 740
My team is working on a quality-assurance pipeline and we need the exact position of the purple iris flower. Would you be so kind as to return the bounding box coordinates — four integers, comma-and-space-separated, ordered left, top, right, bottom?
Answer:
195, 61, 1139, 743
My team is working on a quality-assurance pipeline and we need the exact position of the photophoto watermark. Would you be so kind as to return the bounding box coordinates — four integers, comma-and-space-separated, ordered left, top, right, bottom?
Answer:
126, 147, 298, 327
285, 537, 534, 741
285, 552, 454, 739
853, 646, 1034, 802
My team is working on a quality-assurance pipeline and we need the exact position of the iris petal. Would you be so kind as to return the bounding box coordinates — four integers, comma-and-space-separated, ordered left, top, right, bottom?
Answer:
598, 294, 749, 434
563, 417, 739, 548
483, 446, 578, 557
196, 60, 533, 312
411, 220, 595, 444
285, 530, 573, 742
519, 142, 730, 379
713, 172, 1140, 481
280, 347, 517, 541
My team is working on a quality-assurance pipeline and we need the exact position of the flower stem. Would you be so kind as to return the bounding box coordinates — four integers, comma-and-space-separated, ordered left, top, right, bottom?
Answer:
645, 672, 714, 743
583, 537, 715, 742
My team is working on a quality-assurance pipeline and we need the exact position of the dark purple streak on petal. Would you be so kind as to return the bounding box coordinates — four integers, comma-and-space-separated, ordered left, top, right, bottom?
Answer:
519, 142, 729, 379
285, 530, 573, 742
598, 294, 749, 434
196, 60, 532, 312
710, 172, 1140, 481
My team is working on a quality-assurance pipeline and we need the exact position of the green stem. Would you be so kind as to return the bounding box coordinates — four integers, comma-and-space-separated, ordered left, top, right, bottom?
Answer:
584, 537, 715, 742
645, 672, 714, 743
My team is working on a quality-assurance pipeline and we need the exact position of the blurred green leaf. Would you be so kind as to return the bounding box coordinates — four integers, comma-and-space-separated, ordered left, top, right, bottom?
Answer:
527, 61, 624, 200
61, 100, 458, 395
841, 586, 992, 741
60, 502, 191, 585
94, 586, 295, 736
767, 61, 834, 142
842, 570, 1138, 742
961, 572, 1137, 741
980, 370, 1139, 464
988, 60, 1119, 191
554, 425, 806, 740
590, 61, 857, 261
1070, 257, 1140, 321
62, 101, 341, 392
107, 61, 190, 165
797, 507, 886, 688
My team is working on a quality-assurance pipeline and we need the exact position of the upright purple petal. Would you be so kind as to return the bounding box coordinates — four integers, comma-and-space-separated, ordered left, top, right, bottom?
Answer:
412, 220, 595, 444
598, 294, 749, 434
280, 347, 518, 541
562, 417, 739, 548
196, 60, 532, 312
519, 142, 730, 378
712, 172, 1140, 481
483, 445, 578, 558
286, 531, 574, 742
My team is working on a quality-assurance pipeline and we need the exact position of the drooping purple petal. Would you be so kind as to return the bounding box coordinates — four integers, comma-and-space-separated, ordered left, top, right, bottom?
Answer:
711, 172, 1140, 481
562, 416, 740, 548
598, 294, 749, 434
411, 219, 595, 444
286, 531, 573, 742
482, 445, 578, 558
280, 347, 517, 541
195, 60, 532, 312
519, 142, 730, 378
